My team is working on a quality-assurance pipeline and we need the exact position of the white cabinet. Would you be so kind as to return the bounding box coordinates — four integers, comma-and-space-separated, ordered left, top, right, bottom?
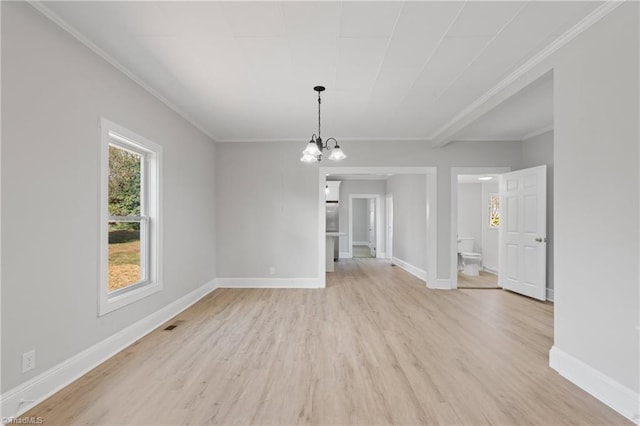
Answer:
326, 181, 341, 202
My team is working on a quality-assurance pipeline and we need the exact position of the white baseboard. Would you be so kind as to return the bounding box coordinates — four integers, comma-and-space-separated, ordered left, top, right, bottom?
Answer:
0, 279, 218, 420
339, 251, 352, 259
352, 241, 369, 246
546, 287, 554, 302
214, 277, 322, 289
377, 251, 386, 259
429, 278, 452, 290
549, 346, 639, 424
483, 266, 498, 275
392, 257, 427, 282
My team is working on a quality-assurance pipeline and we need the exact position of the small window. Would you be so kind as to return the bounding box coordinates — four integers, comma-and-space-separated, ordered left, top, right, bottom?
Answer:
100, 119, 162, 315
488, 193, 500, 228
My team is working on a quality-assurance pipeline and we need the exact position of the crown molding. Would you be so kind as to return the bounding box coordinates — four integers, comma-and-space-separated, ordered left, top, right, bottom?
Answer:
27, 1, 219, 143
450, 125, 554, 144
521, 125, 554, 141
216, 136, 431, 144
216, 138, 308, 143
333, 136, 431, 143
451, 136, 520, 143
430, 1, 623, 148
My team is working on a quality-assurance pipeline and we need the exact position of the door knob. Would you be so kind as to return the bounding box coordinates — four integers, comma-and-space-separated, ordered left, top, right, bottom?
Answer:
535, 237, 547, 242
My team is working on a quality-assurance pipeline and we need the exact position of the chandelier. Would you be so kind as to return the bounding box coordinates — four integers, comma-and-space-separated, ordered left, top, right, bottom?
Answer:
300, 86, 346, 163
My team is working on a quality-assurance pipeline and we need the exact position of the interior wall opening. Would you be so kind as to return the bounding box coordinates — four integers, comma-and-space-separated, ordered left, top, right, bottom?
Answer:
318, 167, 437, 289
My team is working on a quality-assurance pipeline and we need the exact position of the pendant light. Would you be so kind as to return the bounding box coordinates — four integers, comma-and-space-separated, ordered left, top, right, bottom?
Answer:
300, 86, 346, 163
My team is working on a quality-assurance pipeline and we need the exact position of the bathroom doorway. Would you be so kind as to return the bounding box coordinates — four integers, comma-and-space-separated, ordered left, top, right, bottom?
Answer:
451, 167, 510, 289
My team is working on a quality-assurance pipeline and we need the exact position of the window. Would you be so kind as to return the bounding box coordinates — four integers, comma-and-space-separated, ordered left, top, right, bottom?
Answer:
488, 193, 500, 228
100, 119, 162, 315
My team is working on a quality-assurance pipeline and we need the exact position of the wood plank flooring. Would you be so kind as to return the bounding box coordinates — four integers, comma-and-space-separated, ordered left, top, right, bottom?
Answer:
25, 259, 630, 425
457, 270, 500, 289
352, 245, 373, 258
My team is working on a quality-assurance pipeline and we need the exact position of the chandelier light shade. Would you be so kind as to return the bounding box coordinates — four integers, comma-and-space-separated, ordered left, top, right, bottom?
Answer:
303, 141, 321, 157
300, 86, 346, 163
328, 145, 346, 161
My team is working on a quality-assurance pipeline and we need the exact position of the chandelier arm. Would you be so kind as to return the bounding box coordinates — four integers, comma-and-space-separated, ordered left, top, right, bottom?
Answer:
325, 137, 339, 149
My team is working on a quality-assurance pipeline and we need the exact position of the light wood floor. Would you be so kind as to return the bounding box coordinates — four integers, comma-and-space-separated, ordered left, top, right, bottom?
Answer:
26, 259, 629, 425
458, 270, 500, 289
352, 245, 373, 258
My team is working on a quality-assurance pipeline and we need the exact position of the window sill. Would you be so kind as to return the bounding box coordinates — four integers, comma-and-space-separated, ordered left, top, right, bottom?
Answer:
99, 281, 162, 316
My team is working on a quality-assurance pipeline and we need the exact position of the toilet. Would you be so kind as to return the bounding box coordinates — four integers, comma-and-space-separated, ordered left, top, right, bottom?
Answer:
457, 237, 482, 276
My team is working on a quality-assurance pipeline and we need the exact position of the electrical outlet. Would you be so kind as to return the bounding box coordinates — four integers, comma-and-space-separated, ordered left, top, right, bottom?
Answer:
269, 266, 275, 275
22, 350, 35, 373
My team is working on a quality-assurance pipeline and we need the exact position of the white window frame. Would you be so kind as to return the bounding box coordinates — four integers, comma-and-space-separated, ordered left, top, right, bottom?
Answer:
99, 118, 162, 316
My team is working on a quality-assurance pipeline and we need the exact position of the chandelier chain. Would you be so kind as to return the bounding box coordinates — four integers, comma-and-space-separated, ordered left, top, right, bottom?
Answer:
317, 91, 321, 140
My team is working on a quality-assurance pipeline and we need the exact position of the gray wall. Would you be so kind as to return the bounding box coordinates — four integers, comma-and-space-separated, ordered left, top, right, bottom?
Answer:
215, 142, 317, 278
520, 130, 554, 294
352, 199, 368, 243
1, 3, 217, 392
337, 180, 387, 254
386, 175, 427, 271
457, 183, 482, 253
552, 3, 638, 393
216, 140, 523, 281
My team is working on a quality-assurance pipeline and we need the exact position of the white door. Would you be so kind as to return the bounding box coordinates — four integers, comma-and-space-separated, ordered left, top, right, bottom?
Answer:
499, 165, 547, 301
368, 199, 376, 257
386, 194, 393, 260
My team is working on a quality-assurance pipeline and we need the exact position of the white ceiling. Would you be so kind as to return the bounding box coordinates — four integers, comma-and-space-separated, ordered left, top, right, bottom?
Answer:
41, 1, 600, 142
451, 71, 553, 141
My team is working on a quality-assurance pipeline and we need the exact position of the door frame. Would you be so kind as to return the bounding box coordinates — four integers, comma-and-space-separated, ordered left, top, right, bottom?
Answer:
385, 194, 393, 260
450, 167, 511, 289
348, 194, 381, 259
318, 166, 437, 288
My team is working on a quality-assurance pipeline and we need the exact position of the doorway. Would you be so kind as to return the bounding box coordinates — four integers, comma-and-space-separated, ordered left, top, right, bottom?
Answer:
451, 167, 510, 290
385, 194, 393, 261
317, 167, 437, 289
349, 195, 380, 258
456, 174, 500, 289
451, 166, 549, 301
